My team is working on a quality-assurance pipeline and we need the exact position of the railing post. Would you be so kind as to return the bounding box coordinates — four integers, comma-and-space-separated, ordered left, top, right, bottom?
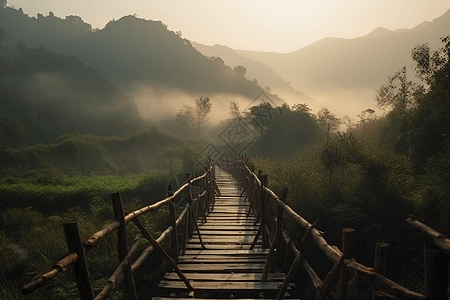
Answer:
168, 185, 178, 264
260, 175, 269, 249
338, 228, 354, 300
63, 221, 94, 300
111, 192, 138, 300
275, 188, 288, 269
373, 242, 389, 300
424, 244, 449, 300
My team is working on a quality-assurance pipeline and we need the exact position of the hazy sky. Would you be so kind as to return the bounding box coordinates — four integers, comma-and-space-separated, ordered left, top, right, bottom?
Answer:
7, 0, 450, 53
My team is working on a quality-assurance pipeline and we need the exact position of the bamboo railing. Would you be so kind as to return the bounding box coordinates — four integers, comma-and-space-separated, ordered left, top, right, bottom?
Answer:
21, 160, 216, 300
228, 157, 450, 300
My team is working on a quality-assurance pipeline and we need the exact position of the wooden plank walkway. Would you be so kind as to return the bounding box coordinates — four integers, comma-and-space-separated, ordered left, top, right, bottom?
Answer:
156, 167, 294, 299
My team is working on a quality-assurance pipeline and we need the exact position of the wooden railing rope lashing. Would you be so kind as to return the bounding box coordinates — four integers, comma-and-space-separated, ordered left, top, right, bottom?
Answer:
228, 157, 434, 300
21, 160, 216, 300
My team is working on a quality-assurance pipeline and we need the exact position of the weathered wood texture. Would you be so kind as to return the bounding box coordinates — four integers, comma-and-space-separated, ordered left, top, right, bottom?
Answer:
157, 167, 291, 298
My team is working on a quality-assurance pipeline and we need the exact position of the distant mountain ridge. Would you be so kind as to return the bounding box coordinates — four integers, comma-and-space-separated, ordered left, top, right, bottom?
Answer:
236, 9, 450, 93
0, 7, 264, 99
191, 42, 307, 99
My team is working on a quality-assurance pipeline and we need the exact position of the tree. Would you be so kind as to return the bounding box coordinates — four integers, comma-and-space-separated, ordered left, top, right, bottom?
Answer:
232, 65, 247, 77
409, 37, 450, 171
292, 103, 311, 114
176, 105, 195, 138
176, 96, 212, 140
316, 108, 341, 139
357, 108, 377, 126
229, 101, 241, 120
194, 96, 212, 139
375, 66, 417, 116
412, 37, 450, 87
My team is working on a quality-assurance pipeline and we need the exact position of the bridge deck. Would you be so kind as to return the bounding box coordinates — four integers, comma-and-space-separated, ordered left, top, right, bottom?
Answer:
155, 167, 293, 299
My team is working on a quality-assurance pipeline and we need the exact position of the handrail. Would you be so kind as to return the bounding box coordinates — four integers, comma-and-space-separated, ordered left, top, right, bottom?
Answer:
229, 157, 428, 300
21, 160, 215, 299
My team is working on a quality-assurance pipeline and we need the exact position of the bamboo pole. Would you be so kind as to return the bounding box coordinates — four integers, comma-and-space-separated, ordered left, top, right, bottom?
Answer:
84, 173, 206, 248
373, 242, 389, 300
63, 221, 94, 300
111, 192, 137, 300
320, 257, 344, 299
94, 233, 143, 300
424, 245, 449, 300
21, 252, 79, 294
168, 185, 178, 264
132, 207, 187, 271
338, 228, 355, 300
130, 217, 194, 291
276, 235, 306, 300
260, 175, 269, 248
275, 188, 288, 269
241, 162, 425, 300
406, 216, 450, 254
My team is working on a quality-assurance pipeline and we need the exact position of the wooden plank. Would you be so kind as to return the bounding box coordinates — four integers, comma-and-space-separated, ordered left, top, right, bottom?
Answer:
188, 237, 261, 244
198, 225, 259, 230
163, 272, 285, 281
153, 298, 300, 300
209, 209, 250, 212
178, 263, 264, 272
183, 249, 268, 255
159, 281, 286, 292
185, 244, 260, 250
178, 257, 266, 263
206, 217, 257, 221
195, 230, 258, 235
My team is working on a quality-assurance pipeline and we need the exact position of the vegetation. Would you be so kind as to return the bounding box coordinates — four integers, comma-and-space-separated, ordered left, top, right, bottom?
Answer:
0, 27, 141, 148
0, 8, 266, 98
248, 37, 450, 298
0, 2, 449, 298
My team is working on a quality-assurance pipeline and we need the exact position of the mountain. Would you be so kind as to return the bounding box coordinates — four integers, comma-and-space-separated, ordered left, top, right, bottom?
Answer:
0, 26, 141, 147
0, 7, 264, 99
191, 42, 307, 99
236, 9, 450, 115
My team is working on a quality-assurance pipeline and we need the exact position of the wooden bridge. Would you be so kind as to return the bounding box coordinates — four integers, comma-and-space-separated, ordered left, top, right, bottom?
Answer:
21, 158, 450, 299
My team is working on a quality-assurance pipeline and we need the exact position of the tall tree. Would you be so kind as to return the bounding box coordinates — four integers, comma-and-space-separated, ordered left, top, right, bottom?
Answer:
409, 37, 450, 171
176, 105, 195, 138
229, 101, 241, 121
176, 96, 212, 140
375, 66, 417, 117
194, 96, 212, 139
317, 108, 341, 139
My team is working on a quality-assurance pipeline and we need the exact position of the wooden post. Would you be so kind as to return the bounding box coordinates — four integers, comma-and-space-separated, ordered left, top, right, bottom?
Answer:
63, 221, 94, 300
338, 228, 355, 300
168, 185, 178, 264
276, 238, 306, 300
424, 244, 449, 300
373, 242, 389, 300
111, 192, 138, 300
248, 170, 254, 212
275, 188, 288, 269
260, 175, 269, 249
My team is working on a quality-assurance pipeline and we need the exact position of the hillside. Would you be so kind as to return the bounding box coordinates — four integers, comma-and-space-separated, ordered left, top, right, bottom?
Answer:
0, 7, 264, 98
0, 27, 141, 148
191, 42, 307, 99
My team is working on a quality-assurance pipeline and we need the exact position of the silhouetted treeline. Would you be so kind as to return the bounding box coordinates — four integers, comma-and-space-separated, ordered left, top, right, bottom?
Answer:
0, 26, 141, 147
0, 7, 264, 97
